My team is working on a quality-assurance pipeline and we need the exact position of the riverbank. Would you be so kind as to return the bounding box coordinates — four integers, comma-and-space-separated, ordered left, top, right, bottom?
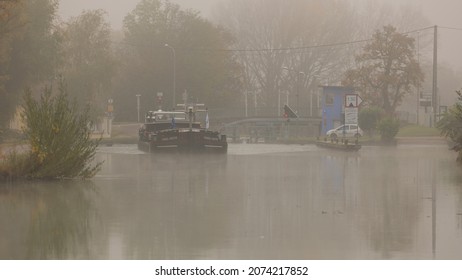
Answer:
1, 123, 448, 155
107, 123, 447, 146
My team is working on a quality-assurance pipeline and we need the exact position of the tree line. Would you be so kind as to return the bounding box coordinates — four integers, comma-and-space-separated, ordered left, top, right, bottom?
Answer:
3, 0, 462, 175
0, 0, 242, 126
0, 0, 436, 127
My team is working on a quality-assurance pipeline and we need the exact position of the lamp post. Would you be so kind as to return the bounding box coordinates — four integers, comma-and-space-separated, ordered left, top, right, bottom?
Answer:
282, 67, 291, 107
136, 94, 141, 123
282, 67, 304, 114
165, 44, 176, 109
244, 91, 248, 118
107, 99, 114, 137
311, 75, 321, 117
278, 90, 281, 116
297, 71, 305, 115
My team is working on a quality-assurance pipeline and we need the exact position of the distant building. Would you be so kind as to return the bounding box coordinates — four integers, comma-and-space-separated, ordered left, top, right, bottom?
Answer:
9, 106, 112, 139
9, 107, 24, 131
320, 86, 354, 135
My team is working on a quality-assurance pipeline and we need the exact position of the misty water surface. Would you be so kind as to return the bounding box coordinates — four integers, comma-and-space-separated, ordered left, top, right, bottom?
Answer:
1, 144, 461, 259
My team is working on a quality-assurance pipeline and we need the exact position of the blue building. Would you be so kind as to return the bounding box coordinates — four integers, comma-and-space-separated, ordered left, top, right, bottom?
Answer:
320, 86, 355, 135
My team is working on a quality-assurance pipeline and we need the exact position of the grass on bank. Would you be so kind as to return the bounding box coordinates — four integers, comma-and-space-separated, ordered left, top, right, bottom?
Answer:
396, 124, 440, 137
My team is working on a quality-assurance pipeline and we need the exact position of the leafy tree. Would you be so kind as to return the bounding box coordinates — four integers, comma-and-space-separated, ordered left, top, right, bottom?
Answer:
60, 9, 117, 116
437, 90, 462, 162
113, 0, 241, 121
343, 25, 424, 116
1, 81, 102, 180
0, 0, 23, 78
0, 0, 26, 126
0, 0, 60, 127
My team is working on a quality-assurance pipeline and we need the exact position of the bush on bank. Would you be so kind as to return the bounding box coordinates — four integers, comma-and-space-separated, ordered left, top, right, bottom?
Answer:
377, 117, 400, 143
437, 90, 462, 163
0, 83, 102, 180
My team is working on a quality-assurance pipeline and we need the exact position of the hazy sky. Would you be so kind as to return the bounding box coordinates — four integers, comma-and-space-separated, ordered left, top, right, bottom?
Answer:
58, 0, 215, 27
58, 0, 462, 27
58, 0, 462, 70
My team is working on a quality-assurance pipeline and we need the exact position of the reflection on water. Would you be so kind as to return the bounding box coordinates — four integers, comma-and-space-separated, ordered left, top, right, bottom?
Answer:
1, 144, 462, 259
0, 181, 95, 259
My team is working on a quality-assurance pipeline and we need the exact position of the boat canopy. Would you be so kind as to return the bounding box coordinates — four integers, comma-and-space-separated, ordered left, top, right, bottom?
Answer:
145, 110, 186, 123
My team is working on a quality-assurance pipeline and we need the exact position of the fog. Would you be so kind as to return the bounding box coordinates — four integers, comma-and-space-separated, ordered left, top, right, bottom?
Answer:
2, 144, 462, 259
58, 0, 462, 70
59, 0, 217, 28
3, 0, 462, 264
2, 0, 461, 122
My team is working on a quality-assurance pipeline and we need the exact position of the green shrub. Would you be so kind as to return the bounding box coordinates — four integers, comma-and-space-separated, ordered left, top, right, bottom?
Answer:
1, 82, 102, 180
437, 90, 462, 162
0, 151, 34, 179
377, 117, 400, 142
359, 106, 383, 137
22, 83, 102, 179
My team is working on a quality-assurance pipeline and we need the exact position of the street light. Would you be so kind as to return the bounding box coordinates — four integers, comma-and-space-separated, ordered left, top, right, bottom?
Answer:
281, 67, 291, 106
311, 75, 321, 117
297, 71, 305, 114
136, 94, 141, 123
164, 43, 176, 109
243, 91, 248, 118
282, 67, 305, 114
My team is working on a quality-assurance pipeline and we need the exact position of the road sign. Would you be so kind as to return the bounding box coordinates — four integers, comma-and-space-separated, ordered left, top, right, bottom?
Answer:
420, 96, 431, 107
345, 94, 363, 107
357, 95, 363, 106
345, 107, 358, 125
345, 94, 357, 107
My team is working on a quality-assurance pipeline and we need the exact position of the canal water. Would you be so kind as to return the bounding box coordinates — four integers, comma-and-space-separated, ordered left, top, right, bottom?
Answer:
1, 143, 461, 259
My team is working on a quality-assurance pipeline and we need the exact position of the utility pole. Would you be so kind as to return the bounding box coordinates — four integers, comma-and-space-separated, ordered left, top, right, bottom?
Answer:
416, 31, 420, 125
432, 25, 438, 127
431, 25, 438, 260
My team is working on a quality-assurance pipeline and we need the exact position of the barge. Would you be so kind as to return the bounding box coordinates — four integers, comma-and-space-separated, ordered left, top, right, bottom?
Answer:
138, 104, 227, 153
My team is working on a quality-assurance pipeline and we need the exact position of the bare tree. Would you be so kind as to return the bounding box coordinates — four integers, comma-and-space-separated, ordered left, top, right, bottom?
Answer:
214, 0, 432, 117
215, 0, 359, 116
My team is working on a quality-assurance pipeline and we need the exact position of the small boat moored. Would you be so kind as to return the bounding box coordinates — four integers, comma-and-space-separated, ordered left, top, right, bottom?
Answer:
315, 138, 361, 151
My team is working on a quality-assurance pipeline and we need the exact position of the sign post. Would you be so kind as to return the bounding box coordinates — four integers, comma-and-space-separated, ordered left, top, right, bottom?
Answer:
344, 94, 362, 141
345, 107, 359, 125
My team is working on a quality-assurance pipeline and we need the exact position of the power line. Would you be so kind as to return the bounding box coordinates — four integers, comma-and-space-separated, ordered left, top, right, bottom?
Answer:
112, 25, 436, 54
402, 26, 435, 34
176, 26, 436, 53
205, 38, 372, 53
439, 26, 462, 32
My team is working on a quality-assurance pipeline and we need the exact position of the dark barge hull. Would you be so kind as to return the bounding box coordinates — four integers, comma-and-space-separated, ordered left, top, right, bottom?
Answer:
138, 141, 227, 153
138, 130, 227, 153
315, 141, 361, 151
